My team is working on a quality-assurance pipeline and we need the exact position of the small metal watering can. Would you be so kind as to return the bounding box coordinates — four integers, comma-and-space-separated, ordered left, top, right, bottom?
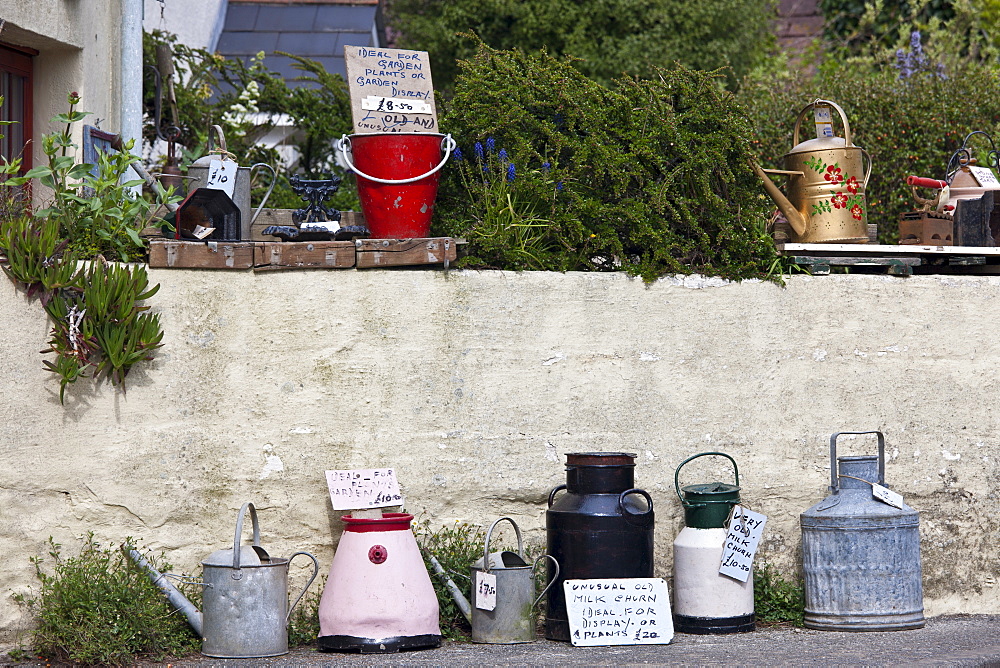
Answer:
469, 517, 559, 644
130, 502, 319, 659
753, 99, 871, 244
187, 125, 276, 240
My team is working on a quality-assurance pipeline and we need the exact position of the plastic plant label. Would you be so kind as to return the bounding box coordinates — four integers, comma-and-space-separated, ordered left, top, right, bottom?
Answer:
564, 578, 673, 646
814, 106, 834, 139
205, 158, 237, 197
968, 165, 1000, 188
719, 505, 767, 582
325, 469, 403, 510
872, 483, 904, 509
475, 570, 497, 611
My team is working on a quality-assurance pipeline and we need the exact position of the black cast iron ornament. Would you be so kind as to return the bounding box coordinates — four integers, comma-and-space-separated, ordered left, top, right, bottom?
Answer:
291, 174, 343, 224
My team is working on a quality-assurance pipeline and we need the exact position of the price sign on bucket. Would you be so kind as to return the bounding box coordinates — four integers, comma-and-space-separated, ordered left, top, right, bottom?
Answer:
345, 46, 438, 134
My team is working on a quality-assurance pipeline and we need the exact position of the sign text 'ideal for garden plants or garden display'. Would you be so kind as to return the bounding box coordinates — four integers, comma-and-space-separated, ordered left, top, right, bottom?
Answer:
345, 46, 438, 134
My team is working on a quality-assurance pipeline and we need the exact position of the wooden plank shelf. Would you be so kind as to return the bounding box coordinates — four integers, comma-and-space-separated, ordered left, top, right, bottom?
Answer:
777, 243, 1000, 276
149, 237, 464, 271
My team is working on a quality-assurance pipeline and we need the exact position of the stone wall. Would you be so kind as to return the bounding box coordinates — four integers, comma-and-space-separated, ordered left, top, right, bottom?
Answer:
2, 268, 999, 643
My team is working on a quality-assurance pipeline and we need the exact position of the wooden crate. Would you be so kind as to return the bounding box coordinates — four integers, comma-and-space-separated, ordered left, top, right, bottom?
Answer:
149, 240, 255, 269
355, 238, 461, 269
254, 241, 355, 270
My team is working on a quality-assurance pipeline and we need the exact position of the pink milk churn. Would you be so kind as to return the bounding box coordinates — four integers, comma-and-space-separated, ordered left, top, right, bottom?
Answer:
800, 431, 925, 631
545, 452, 655, 641
672, 452, 755, 634
317, 512, 442, 652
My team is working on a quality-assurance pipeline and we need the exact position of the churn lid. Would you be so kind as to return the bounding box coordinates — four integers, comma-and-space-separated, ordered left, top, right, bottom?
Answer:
787, 135, 850, 155
565, 452, 636, 466
675, 452, 742, 530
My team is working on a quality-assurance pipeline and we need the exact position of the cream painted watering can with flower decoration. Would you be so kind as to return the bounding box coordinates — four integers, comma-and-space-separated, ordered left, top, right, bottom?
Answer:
752, 99, 871, 243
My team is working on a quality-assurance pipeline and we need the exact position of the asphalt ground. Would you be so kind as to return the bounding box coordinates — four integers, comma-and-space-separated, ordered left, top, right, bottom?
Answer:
0, 614, 981, 668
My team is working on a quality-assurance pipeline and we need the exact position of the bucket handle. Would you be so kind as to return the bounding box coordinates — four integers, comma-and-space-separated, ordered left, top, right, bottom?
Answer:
248, 162, 277, 226
793, 99, 853, 148
619, 488, 654, 527
531, 554, 560, 608
335, 133, 457, 185
829, 431, 885, 493
482, 517, 524, 573
284, 551, 320, 623
674, 452, 740, 503
231, 502, 262, 576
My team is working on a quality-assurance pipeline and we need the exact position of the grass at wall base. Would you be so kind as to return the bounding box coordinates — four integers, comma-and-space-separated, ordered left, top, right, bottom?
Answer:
0, 93, 166, 404
432, 41, 783, 283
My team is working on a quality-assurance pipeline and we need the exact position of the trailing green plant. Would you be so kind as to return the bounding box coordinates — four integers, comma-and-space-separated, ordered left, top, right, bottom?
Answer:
753, 560, 805, 626
287, 575, 325, 647
0, 213, 79, 301
434, 42, 780, 281
416, 520, 485, 639
12, 535, 201, 665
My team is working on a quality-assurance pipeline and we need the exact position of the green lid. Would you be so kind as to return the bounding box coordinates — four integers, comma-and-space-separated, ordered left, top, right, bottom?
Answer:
675, 452, 742, 529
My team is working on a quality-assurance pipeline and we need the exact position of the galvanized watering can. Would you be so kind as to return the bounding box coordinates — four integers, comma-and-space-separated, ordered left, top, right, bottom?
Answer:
469, 517, 560, 644
753, 99, 871, 244
131, 502, 319, 658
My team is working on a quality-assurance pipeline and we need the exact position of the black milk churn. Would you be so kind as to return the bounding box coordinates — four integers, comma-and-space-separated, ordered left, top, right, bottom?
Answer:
545, 452, 654, 641
800, 431, 924, 631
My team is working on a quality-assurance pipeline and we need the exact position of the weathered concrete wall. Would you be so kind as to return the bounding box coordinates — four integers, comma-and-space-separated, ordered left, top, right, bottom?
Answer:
1, 269, 999, 643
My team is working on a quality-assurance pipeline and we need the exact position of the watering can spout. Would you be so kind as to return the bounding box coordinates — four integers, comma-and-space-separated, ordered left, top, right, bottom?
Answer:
128, 548, 204, 637
750, 161, 808, 238
425, 551, 472, 623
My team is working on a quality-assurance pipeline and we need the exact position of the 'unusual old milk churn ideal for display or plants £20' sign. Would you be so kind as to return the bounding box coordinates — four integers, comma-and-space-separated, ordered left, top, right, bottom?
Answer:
752, 99, 871, 243
545, 452, 655, 641
800, 431, 924, 631
672, 452, 755, 634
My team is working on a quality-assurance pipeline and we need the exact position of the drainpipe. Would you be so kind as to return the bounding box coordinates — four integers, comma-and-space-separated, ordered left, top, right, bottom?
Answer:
120, 0, 142, 154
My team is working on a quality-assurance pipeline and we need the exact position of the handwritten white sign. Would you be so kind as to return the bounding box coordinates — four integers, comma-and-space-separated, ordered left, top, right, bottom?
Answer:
872, 483, 904, 509
564, 578, 673, 646
720, 505, 767, 582
345, 46, 438, 134
968, 165, 1000, 188
325, 468, 402, 510
474, 570, 497, 611
204, 159, 237, 198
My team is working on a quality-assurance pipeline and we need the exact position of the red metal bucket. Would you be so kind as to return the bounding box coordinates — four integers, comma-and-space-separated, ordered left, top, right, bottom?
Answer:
339, 132, 455, 239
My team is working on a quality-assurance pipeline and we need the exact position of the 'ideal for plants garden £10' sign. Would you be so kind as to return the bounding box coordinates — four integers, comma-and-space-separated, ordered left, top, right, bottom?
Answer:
326, 468, 403, 510
345, 46, 438, 134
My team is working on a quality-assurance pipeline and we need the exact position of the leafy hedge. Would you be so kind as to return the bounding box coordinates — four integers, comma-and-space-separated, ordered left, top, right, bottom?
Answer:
432, 43, 779, 281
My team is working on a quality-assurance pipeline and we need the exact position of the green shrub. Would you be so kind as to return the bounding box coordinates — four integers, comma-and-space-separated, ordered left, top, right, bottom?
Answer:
13, 535, 200, 666
753, 560, 805, 626
434, 43, 780, 281
416, 520, 484, 639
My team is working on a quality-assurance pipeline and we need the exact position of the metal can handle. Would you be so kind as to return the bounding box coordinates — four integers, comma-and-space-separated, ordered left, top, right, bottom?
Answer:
482, 516, 524, 573
547, 484, 567, 508
248, 162, 277, 225
674, 452, 740, 502
619, 488, 654, 526
284, 551, 320, 623
335, 133, 456, 185
793, 99, 854, 148
532, 554, 560, 608
829, 430, 885, 492
231, 501, 262, 574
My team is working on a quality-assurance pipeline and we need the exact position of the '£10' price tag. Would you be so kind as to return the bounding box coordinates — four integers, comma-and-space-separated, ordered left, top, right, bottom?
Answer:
475, 570, 497, 611
205, 159, 237, 198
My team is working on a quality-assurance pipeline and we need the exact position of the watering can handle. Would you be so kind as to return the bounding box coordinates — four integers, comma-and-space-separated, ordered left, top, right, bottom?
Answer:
482, 517, 524, 573
674, 452, 740, 501
862, 149, 873, 188
829, 431, 885, 492
336, 134, 456, 185
248, 162, 277, 226
532, 554, 560, 608
231, 502, 262, 572
792, 99, 853, 148
284, 551, 320, 623
208, 124, 228, 153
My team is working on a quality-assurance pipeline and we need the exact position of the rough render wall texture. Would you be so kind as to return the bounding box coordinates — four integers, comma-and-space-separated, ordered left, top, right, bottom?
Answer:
1, 269, 999, 641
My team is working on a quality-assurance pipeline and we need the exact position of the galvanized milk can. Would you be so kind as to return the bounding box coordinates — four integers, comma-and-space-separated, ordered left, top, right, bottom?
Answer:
469, 517, 559, 644
201, 502, 320, 658
800, 431, 924, 631
753, 99, 871, 243
672, 452, 754, 634
545, 452, 654, 641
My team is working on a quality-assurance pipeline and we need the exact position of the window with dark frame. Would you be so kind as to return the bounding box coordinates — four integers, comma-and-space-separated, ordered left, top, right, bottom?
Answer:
0, 42, 34, 176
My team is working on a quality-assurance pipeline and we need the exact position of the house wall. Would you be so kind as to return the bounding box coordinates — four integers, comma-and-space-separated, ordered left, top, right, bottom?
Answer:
0, 1, 129, 169
1, 268, 999, 643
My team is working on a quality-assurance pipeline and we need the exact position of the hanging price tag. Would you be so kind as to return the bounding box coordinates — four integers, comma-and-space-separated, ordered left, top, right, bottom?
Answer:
719, 505, 767, 582
475, 570, 497, 611
872, 483, 904, 509
205, 158, 237, 198
814, 105, 834, 139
